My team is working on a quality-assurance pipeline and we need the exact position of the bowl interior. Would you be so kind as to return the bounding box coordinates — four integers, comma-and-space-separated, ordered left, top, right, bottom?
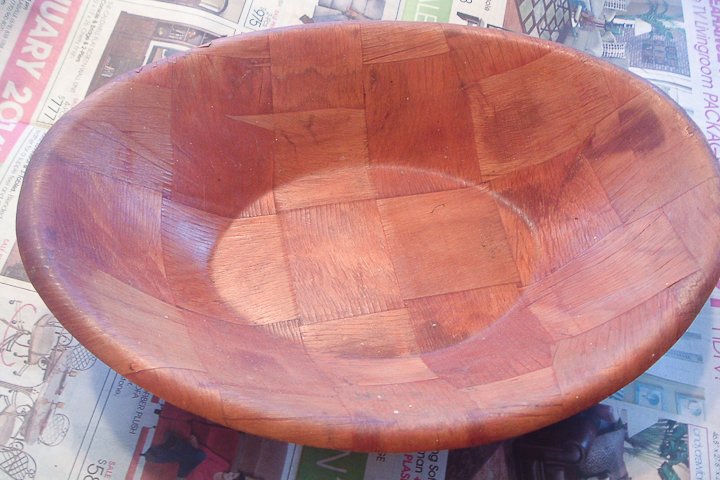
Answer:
17, 23, 720, 452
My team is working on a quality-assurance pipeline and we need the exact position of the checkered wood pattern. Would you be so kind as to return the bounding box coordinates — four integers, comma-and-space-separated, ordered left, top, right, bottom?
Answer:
17, 23, 720, 453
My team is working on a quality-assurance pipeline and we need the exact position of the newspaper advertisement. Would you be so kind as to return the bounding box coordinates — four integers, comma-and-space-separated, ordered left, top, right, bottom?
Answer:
0, 0, 718, 476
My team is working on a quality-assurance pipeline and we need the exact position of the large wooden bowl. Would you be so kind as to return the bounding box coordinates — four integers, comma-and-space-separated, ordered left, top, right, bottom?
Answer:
17, 22, 720, 453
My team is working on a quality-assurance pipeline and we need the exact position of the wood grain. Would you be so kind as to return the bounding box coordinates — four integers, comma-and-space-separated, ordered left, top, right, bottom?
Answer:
232, 108, 375, 211
377, 187, 519, 299
364, 51, 481, 197
16, 23, 720, 453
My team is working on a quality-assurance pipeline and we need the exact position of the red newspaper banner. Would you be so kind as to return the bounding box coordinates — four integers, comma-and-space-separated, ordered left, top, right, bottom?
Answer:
0, 0, 81, 157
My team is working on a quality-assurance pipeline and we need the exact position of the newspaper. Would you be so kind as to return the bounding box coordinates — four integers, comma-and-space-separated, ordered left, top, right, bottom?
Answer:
0, 0, 718, 476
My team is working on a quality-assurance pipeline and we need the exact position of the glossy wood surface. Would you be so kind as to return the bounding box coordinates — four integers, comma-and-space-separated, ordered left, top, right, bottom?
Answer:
17, 22, 720, 453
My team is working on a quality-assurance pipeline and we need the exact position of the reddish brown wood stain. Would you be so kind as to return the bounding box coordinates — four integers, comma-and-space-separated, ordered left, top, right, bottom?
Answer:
16, 23, 720, 453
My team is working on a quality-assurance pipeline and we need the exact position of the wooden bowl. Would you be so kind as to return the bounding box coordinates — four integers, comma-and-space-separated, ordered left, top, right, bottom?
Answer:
17, 22, 720, 453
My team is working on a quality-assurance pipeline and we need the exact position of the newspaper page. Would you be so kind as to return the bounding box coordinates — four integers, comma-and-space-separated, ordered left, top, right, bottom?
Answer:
0, 0, 718, 476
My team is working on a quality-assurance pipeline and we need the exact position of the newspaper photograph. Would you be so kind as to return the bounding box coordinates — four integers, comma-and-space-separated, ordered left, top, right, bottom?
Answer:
0, 0, 718, 476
